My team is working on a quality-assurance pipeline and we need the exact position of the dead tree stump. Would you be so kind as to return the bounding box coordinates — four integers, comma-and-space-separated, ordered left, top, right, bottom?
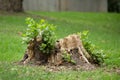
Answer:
21, 34, 92, 66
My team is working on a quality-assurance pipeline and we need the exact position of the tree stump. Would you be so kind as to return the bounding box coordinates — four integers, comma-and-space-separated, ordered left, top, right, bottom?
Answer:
21, 34, 93, 66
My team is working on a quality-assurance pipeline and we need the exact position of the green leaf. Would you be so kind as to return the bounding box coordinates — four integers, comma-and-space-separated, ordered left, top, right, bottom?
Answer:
82, 30, 89, 36
22, 17, 57, 55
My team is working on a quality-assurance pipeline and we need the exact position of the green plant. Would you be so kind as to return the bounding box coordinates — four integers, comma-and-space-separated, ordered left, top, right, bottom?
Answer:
38, 19, 56, 54
22, 18, 56, 55
78, 31, 106, 65
62, 51, 76, 64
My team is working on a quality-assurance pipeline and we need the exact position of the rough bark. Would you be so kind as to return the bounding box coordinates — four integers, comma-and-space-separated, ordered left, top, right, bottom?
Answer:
21, 34, 92, 66
0, 0, 23, 12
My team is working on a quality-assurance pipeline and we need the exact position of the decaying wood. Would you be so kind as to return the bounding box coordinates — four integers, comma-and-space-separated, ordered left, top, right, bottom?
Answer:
21, 34, 92, 66
48, 34, 91, 65
23, 40, 35, 64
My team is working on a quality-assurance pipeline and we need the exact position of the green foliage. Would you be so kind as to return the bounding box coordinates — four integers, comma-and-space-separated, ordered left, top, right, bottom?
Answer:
62, 51, 76, 64
22, 18, 39, 44
78, 31, 105, 65
22, 18, 56, 54
38, 19, 56, 54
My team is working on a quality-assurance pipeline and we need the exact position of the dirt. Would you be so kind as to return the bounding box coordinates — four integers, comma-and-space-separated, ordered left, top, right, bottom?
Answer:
104, 67, 120, 75
45, 64, 95, 72
15, 60, 120, 75
16, 60, 96, 72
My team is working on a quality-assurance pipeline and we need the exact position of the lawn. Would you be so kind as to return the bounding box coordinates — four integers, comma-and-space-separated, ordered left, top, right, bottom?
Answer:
0, 12, 120, 80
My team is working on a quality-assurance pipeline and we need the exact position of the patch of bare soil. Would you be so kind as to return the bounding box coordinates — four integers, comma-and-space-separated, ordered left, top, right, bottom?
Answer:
16, 61, 120, 74
45, 64, 95, 72
104, 67, 120, 75
16, 60, 96, 72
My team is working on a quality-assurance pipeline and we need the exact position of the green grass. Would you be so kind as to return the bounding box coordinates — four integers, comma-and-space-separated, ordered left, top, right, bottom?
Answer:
0, 12, 120, 80
0, 62, 119, 80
